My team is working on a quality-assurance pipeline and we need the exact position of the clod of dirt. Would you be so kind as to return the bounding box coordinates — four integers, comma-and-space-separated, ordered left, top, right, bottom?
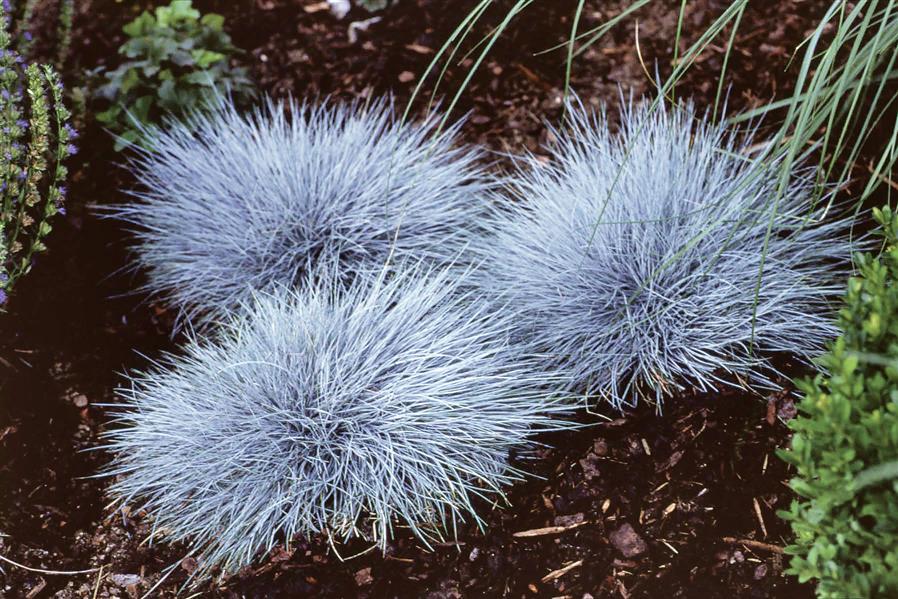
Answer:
554, 513, 586, 527
354, 567, 373, 586
610, 523, 647, 558
778, 398, 798, 421
579, 453, 602, 480
180, 557, 198, 574
110, 573, 141, 587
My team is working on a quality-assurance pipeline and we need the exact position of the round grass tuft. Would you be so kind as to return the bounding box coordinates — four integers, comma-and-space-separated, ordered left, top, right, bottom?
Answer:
114, 97, 494, 324
476, 100, 858, 408
103, 266, 573, 577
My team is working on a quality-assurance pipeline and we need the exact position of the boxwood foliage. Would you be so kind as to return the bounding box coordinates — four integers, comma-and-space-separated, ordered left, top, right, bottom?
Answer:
475, 99, 857, 409
779, 205, 898, 598
113, 96, 493, 326
103, 265, 574, 578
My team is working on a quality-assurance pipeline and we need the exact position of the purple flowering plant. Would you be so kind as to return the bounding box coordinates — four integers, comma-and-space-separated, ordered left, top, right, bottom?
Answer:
3, 0, 75, 68
0, 3, 73, 307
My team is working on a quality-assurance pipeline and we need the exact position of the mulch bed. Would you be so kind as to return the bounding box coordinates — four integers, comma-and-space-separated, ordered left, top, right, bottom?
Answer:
0, 0, 835, 596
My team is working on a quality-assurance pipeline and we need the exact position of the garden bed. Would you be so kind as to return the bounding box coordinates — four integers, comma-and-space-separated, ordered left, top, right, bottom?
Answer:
0, 0, 838, 596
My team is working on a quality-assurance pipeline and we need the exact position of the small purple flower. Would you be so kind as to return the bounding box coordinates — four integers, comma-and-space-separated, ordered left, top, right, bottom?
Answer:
66, 143, 78, 156
0, 182, 6, 193
4, 152, 12, 161
16, 119, 27, 129
0, 272, 7, 282
1, 89, 9, 100
64, 123, 78, 139
0, 288, 7, 305
58, 205, 66, 216
17, 170, 26, 181
58, 185, 67, 197
23, 32, 32, 42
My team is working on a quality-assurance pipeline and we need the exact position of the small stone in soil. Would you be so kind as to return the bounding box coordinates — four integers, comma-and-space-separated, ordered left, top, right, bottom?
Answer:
553, 513, 585, 527
354, 567, 373, 586
778, 398, 798, 421
110, 573, 141, 587
609, 523, 647, 558
579, 454, 602, 480
180, 556, 197, 574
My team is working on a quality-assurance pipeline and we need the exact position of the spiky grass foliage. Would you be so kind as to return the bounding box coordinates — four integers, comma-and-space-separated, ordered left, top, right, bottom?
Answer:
113, 97, 493, 324
102, 266, 572, 578
477, 100, 857, 409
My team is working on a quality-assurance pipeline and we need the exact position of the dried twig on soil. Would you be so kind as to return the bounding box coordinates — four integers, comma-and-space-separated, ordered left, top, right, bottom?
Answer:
24, 577, 45, 599
752, 497, 768, 538
513, 521, 589, 537
0, 552, 101, 575
722, 537, 785, 554
91, 564, 104, 599
541, 559, 583, 583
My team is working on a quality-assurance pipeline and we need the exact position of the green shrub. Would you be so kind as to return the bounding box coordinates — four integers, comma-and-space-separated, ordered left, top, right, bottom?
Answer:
95, 0, 254, 151
779, 206, 898, 598
0, 6, 74, 307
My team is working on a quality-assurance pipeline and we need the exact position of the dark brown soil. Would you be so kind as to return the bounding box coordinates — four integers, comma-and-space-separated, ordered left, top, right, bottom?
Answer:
0, 0, 839, 597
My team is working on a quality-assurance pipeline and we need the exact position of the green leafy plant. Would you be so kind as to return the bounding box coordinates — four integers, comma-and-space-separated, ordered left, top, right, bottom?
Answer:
779, 205, 898, 598
95, 0, 254, 151
0, 6, 74, 307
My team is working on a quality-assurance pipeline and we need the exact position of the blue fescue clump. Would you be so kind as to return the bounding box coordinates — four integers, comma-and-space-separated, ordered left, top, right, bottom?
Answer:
476, 100, 857, 409
114, 97, 493, 324
103, 266, 572, 577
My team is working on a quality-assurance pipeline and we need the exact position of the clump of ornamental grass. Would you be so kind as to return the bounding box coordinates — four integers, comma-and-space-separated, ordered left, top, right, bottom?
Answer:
113, 97, 493, 325
476, 99, 857, 409
102, 265, 573, 579
0, 5, 74, 307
